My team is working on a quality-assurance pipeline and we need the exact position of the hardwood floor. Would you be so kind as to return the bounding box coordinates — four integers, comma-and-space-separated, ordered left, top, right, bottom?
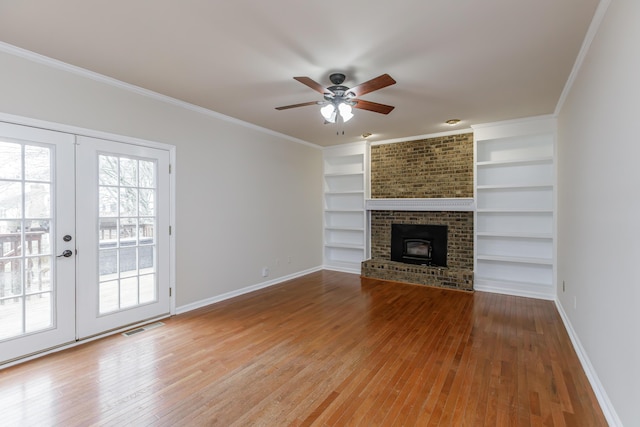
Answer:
0, 270, 607, 426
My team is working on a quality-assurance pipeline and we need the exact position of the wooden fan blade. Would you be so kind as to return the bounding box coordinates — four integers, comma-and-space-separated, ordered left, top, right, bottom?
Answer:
275, 101, 320, 110
293, 77, 333, 95
347, 74, 396, 97
353, 99, 395, 114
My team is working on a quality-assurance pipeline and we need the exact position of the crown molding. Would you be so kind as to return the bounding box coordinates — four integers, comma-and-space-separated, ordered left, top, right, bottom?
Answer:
554, 0, 612, 115
0, 42, 321, 150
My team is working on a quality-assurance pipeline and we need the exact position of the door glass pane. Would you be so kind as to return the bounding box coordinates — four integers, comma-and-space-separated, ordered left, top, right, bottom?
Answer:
139, 189, 155, 216
119, 188, 138, 217
99, 249, 117, 280
98, 154, 158, 315
0, 142, 54, 341
119, 218, 137, 244
120, 277, 138, 308
139, 218, 155, 243
99, 187, 118, 217
99, 218, 117, 244
24, 145, 50, 181
0, 182, 22, 219
99, 280, 118, 314
99, 155, 118, 185
25, 293, 51, 332
0, 259, 23, 298
26, 219, 51, 255
26, 256, 51, 293
0, 220, 22, 257
139, 160, 154, 188
0, 142, 22, 180
119, 247, 137, 278
25, 183, 51, 218
0, 299, 22, 339
119, 158, 137, 187
139, 246, 154, 273
139, 274, 156, 304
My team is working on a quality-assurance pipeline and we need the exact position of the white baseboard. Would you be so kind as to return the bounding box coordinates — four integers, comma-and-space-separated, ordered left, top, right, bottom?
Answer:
175, 266, 323, 315
554, 299, 623, 427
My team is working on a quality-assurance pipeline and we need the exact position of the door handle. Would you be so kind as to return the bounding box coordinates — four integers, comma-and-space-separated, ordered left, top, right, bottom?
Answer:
57, 249, 73, 258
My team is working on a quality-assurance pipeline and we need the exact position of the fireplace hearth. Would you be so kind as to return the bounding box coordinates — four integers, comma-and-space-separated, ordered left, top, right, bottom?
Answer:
361, 210, 474, 291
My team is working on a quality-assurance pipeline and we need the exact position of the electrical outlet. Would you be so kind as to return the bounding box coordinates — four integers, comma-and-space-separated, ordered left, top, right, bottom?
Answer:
262, 267, 269, 277
563, 280, 565, 292
573, 296, 577, 309
287, 256, 292, 264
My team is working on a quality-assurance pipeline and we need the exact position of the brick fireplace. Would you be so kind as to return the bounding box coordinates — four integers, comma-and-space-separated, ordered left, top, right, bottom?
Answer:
361, 133, 475, 291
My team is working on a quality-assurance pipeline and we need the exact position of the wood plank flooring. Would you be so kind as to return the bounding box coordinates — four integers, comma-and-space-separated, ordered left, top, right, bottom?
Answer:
0, 270, 607, 426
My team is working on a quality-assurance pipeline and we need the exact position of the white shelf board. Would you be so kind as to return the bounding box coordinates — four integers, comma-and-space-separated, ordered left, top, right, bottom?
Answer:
476, 208, 553, 214
323, 171, 364, 177
476, 255, 553, 265
476, 184, 553, 190
324, 208, 365, 213
476, 156, 553, 167
324, 243, 365, 250
325, 226, 365, 232
476, 231, 553, 239
325, 190, 365, 195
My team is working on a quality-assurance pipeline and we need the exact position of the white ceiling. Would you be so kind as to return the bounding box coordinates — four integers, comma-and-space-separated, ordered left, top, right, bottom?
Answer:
0, 0, 600, 147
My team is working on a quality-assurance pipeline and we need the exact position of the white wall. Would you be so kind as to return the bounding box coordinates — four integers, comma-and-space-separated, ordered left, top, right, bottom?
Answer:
557, 0, 640, 425
0, 47, 324, 308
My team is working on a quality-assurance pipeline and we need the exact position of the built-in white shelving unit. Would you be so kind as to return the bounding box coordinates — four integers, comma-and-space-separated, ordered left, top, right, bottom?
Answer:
473, 117, 556, 299
323, 143, 367, 273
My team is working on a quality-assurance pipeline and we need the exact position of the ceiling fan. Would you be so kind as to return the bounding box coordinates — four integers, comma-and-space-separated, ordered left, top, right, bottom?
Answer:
275, 73, 396, 123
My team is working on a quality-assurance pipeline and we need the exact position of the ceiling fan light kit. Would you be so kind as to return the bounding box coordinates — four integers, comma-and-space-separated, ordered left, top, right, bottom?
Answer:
338, 103, 354, 122
321, 101, 354, 123
320, 103, 337, 122
276, 72, 396, 125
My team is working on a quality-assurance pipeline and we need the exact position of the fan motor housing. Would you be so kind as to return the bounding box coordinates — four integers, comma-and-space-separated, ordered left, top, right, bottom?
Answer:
327, 86, 349, 97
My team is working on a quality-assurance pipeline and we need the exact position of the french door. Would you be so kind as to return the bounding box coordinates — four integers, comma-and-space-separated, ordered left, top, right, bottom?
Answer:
0, 123, 171, 365
76, 136, 170, 339
0, 123, 76, 363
